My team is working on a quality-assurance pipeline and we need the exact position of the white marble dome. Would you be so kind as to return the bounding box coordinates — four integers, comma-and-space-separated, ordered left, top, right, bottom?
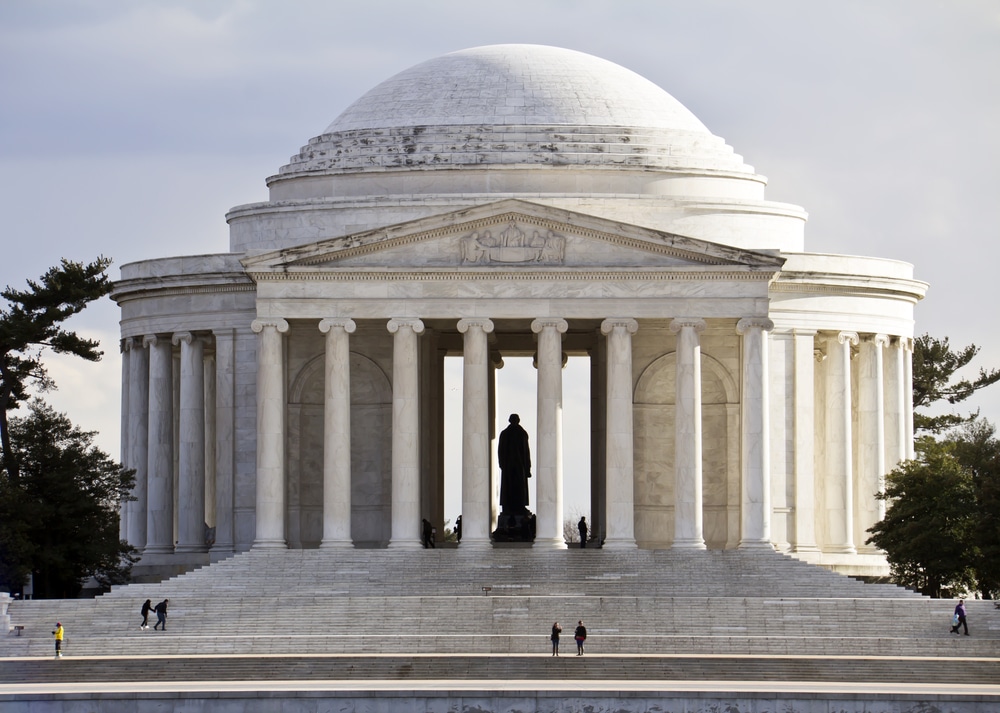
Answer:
326, 44, 709, 133
275, 44, 754, 178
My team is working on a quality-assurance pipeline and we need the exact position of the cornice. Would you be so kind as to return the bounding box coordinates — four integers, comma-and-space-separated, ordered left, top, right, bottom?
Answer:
246, 269, 776, 283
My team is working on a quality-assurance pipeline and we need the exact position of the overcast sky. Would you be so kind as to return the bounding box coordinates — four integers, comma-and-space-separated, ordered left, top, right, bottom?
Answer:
1, 1, 998, 520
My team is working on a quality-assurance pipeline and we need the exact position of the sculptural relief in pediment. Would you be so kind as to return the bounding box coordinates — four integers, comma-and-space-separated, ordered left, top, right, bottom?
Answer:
459, 221, 566, 265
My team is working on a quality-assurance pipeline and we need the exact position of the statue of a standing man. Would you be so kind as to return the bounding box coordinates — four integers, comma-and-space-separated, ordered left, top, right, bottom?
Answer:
498, 413, 531, 514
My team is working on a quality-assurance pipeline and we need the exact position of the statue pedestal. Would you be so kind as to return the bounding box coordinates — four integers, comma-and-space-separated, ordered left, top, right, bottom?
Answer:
492, 510, 535, 543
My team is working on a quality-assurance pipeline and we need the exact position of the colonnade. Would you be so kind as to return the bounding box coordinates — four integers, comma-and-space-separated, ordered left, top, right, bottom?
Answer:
119, 317, 911, 558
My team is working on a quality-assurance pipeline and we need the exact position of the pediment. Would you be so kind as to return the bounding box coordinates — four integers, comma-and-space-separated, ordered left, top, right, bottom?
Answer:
241, 200, 784, 275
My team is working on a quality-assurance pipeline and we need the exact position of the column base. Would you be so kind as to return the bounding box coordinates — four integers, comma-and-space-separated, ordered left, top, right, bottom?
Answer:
457, 537, 492, 549
824, 545, 858, 555
141, 545, 175, 555
602, 538, 637, 550
252, 539, 288, 549
387, 540, 422, 549
174, 544, 208, 554
320, 539, 354, 549
672, 538, 707, 549
532, 537, 568, 550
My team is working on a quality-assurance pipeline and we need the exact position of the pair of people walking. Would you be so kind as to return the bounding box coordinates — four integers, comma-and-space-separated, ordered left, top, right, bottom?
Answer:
550, 620, 587, 655
139, 598, 169, 631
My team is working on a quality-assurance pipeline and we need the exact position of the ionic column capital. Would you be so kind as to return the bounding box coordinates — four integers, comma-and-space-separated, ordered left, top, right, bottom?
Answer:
142, 334, 161, 349
736, 317, 774, 335
251, 318, 289, 335
387, 317, 425, 335
863, 333, 890, 347
669, 317, 706, 334
457, 318, 495, 334
834, 331, 859, 346
318, 318, 357, 335
600, 318, 638, 336
531, 317, 568, 334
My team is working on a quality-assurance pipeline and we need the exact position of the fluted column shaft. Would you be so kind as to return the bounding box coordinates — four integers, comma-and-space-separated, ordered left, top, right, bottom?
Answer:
319, 318, 356, 548
252, 318, 289, 549
738, 317, 774, 549
885, 337, 908, 469
532, 318, 568, 549
119, 342, 130, 541
792, 331, 820, 552
211, 329, 236, 554
825, 331, 858, 554
602, 318, 639, 549
388, 318, 424, 549
858, 334, 888, 549
670, 318, 706, 549
144, 335, 174, 553
457, 318, 494, 549
174, 332, 207, 553
903, 339, 915, 460
126, 337, 149, 549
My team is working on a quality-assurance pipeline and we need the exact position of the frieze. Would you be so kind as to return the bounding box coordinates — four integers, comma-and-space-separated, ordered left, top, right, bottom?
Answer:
460, 221, 566, 265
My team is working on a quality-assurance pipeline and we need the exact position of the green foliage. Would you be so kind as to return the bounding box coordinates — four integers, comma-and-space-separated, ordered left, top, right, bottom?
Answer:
912, 334, 1000, 434
867, 438, 978, 596
0, 257, 113, 484
0, 401, 136, 597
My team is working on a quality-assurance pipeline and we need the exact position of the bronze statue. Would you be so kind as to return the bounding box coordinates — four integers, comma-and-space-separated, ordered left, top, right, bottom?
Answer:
498, 413, 531, 514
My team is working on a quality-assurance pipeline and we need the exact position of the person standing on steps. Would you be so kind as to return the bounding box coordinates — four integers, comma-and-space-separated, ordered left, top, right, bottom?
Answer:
551, 621, 562, 656
140, 599, 153, 630
574, 620, 587, 655
578, 517, 588, 548
52, 622, 64, 658
950, 599, 969, 635
153, 598, 169, 631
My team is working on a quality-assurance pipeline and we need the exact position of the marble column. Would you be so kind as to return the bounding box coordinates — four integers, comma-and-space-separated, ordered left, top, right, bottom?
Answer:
885, 336, 908, 470
211, 329, 236, 555
119, 341, 130, 541
858, 334, 888, 550
737, 317, 774, 549
174, 332, 207, 554
532, 318, 568, 549
144, 334, 174, 554
824, 331, 858, 554
387, 318, 424, 549
204, 354, 217, 533
903, 339, 915, 460
602, 318, 639, 549
126, 337, 149, 550
792, 331, 820, 553
457, 318, 494, 549
251, 318, 289, 549
319, 318, 356, 548
670, 318, 706, 549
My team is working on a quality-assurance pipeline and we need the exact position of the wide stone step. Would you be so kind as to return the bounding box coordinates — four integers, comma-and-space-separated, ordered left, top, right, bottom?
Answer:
2, 654, 997, 686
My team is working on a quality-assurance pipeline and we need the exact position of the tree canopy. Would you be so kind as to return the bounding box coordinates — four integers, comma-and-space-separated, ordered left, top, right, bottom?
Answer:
912, 334, 1000, 434
0, 257, 114, 484
0, 401, 136, 597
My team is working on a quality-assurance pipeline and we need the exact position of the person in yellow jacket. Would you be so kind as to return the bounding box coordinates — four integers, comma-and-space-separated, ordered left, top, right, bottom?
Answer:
52, 622, 64, 658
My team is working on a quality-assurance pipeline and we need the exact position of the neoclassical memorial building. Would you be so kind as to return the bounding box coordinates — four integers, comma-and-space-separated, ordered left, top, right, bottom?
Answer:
113, 45, 925, 577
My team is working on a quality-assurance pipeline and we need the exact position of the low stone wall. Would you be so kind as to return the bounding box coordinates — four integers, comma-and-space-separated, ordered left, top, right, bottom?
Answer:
4, 689, 999, 713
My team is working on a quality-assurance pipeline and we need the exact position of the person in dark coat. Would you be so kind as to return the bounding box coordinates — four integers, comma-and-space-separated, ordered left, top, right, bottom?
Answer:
153, 599, 169, 631
950, 599, 969, 635
498, 414, 531, 514
140, 599, 153, 630
551, 621, 562, 656
578, 517, 588, 548
574, 620, 587, 655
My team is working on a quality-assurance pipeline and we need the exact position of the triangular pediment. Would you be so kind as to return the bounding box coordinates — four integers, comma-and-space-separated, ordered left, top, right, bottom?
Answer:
241, 200, 784, 275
